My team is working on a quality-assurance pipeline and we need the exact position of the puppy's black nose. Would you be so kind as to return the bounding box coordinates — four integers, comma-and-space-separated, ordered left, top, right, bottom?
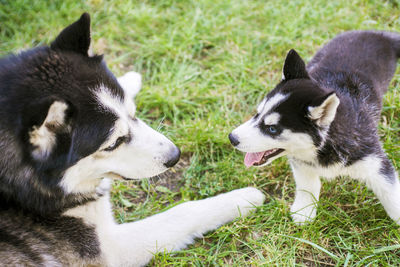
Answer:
164, 146, 181, 168
228, 133, 240, 146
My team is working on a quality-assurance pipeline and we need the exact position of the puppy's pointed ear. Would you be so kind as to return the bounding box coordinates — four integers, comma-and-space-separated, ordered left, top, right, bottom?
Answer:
308, 92, 340, 127
29, 101, 72, 160
50, 13, 91, 56
117, 71, 142, 98
282, 49, 309, 80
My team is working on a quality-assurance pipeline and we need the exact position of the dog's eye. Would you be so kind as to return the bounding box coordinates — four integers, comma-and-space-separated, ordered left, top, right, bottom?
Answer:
260, 123, 281, 136
104, 134, 131, 152
267, 125, 277, 134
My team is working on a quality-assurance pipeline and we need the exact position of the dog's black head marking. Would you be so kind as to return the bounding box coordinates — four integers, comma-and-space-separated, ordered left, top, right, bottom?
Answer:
51, 12, 91, 56
0, 13, 124, 217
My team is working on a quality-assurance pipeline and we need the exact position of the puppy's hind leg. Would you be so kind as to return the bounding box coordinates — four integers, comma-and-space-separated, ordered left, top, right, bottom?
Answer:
289, 160, 321, 225
103, 187, 265, 266
354, 155, 400, 225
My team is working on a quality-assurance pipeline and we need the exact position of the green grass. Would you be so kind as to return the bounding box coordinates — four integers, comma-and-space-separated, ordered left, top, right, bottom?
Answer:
1, 0, 400, 265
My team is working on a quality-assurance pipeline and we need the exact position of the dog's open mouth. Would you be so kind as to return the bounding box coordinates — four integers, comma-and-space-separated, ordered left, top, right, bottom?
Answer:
244, 148, 285, 167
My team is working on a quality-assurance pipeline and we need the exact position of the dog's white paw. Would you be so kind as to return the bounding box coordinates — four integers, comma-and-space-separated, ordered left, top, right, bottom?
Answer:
96, 178, 112, 196
290, 203, 316, 225
164, 187, 265, 241
117, 71, 142, 97
188, 187, 265, 234
223, 187, 265, 217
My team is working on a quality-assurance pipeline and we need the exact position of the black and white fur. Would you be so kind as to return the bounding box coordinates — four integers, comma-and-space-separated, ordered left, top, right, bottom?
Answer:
229, 31, 400, 225
0, 14, 265, 266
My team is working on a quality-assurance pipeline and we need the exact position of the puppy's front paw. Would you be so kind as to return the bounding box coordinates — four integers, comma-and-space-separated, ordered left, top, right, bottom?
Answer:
290, 202, 316, 225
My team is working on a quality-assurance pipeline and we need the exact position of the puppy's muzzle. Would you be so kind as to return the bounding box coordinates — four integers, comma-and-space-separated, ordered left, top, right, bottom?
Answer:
228, 133, 240, 146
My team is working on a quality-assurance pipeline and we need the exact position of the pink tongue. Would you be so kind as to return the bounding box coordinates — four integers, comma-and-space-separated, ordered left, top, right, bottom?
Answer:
244, 152, 265, 167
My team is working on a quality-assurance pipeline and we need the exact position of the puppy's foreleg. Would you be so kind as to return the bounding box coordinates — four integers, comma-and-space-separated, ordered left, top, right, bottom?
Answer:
103, 187, 265, 266
290, 161, 321, 225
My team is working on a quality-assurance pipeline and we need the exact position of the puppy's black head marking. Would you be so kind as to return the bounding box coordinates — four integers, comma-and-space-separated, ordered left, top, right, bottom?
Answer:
262, 72, 332, 148
282, 49, 309, 80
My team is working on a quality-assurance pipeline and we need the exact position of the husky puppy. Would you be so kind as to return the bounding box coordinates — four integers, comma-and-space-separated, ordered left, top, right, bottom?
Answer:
229, 31, 400, 225
0, 13, 265, 266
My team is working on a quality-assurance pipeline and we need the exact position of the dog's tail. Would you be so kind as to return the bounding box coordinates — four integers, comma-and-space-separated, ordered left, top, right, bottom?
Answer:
382, 31, 400, 58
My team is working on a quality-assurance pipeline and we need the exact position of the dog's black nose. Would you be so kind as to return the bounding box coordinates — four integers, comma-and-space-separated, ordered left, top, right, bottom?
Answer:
164, 146, 181, 168
228, 133, 240, 146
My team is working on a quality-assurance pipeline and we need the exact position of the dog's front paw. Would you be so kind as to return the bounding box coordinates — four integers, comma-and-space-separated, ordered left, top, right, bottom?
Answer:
223, 187, 265, 217
162, 187, 265, 244
290, 202, 316, 225
95, 178, 112, 196
117, 71, 142, 97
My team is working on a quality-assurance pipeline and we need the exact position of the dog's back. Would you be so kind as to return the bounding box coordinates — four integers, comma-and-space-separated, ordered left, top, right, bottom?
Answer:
308, 31, 400, 98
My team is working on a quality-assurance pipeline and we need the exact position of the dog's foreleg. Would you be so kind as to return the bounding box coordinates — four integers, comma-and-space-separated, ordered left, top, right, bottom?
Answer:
357, 155, 400, 225
102, 187, 265, 266
289, 161, 321, 225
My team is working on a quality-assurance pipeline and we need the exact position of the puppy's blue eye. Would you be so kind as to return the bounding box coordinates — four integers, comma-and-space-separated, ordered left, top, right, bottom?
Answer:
268, 125, 277, 134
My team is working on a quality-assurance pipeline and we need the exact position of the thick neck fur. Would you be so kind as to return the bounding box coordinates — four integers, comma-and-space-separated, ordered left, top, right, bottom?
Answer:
310, 69, 382, 167
0, 172, 99, 217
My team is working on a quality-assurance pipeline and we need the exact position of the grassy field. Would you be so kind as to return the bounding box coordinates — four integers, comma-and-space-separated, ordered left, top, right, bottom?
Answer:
1, 0, 400, 265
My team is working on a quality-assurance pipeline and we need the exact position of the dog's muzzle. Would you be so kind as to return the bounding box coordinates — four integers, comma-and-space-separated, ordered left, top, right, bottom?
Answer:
164, 146, 181, 168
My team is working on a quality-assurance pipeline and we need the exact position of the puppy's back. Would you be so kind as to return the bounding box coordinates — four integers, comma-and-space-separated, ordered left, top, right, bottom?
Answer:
308, 31, 400, 96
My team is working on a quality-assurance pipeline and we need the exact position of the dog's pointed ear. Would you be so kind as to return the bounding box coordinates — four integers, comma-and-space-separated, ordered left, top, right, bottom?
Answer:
117, 71, 142, 98
29, 101, 72, 160
282, 49, 309, 80
308, 92, 340, 127
50, 13, 91, 56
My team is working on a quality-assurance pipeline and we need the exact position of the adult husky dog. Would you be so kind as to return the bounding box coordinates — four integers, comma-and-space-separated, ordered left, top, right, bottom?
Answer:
229, 31, 400, 225
0, 13, 265, 266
